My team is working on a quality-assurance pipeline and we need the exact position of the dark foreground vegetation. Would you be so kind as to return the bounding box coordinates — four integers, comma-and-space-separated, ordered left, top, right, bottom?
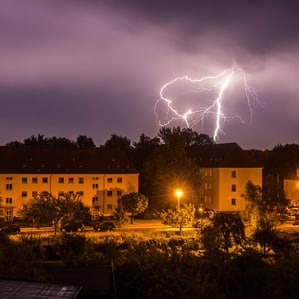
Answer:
1, 228, 299, 299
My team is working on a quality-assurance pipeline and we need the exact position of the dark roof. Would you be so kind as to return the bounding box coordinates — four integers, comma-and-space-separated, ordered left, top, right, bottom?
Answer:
189, 143, 262, 168
0, 147, 138, 174
0, 279, 81, 299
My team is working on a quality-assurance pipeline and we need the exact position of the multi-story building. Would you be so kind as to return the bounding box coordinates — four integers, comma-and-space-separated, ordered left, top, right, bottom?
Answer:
190, 143, 263, 212
0, 147, 139, 222
284, 169, 299, 207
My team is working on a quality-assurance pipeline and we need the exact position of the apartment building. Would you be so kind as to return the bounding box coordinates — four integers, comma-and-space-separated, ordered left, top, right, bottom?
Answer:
0, 147, 139, 221
190, 143, 263, 212
284, 169, 299, 207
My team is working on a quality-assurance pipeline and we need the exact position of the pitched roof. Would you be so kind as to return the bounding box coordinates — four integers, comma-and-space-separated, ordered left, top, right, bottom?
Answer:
189, 143, 262, 168
0, 147, 138, 174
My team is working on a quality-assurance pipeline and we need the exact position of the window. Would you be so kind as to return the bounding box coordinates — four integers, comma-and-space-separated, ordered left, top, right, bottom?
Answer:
77, 191, 84, 196
92, 183, 98, 189
231, 198, 236, 205
231, 184, 237, 192
68, 177, 74, 184
117, 177, 123, 183
58, 177, 64, 184
32, 191, 38, 197
232, 170, 236, 178
21, 191, 27, 198
32, 177, 38, 184
6, 198, 12, 204
92, 196, 99, 203
6, 177, 12, 180
78, 177, 84, 184
6, 184, 12, 190
107, 204, 113, 211
58, 192, 64, 197
117, 190, 122, 197
107, 177, 113, 183
42, 177, 48, 183
107, 190, 113, 197
22, 177, 28, 184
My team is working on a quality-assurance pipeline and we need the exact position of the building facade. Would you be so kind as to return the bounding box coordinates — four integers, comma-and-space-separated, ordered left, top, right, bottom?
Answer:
284, 169, 299, 207
191, 143, 263, 212
0, 147, 139, 221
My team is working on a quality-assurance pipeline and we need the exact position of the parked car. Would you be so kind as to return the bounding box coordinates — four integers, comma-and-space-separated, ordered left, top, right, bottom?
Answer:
61, 222, 84, 233
94, 221, 116, 232
0, 224, 20, 234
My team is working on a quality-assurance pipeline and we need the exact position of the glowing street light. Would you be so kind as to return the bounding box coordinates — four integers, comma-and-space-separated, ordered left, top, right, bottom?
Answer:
175, 189, 183, 209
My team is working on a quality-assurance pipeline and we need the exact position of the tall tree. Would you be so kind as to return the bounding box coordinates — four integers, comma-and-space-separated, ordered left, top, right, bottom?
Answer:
143, 129, 202, 210
103, 134, 132, 154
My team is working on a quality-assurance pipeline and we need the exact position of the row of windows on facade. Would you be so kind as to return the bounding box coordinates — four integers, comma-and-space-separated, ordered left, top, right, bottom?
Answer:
204, 170, 237, 178
203, 196, 236, 205
5, 182, 121, 191
4, 176, 123, 184
1, 190, 122, 204
204, 183, 237, 192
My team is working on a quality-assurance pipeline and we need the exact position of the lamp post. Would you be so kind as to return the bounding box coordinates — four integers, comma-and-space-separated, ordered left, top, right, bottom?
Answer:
175, 189, 183, 209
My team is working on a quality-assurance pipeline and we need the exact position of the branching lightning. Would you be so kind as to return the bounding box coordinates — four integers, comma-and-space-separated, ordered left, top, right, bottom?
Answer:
154, 63, 260, 141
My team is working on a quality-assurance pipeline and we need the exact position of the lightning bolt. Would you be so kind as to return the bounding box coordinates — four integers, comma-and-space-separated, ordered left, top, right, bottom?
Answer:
154, 63, 260, 141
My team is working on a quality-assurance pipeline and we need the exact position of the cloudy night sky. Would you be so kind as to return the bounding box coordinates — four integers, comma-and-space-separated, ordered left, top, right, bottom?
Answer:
0, 0, 298, 149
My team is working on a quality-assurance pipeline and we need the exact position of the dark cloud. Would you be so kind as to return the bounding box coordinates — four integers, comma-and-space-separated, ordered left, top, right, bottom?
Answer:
0, 0, 298, 148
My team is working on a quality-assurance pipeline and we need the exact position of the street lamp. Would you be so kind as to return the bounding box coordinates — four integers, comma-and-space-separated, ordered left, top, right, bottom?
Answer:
175, 189, 183, 209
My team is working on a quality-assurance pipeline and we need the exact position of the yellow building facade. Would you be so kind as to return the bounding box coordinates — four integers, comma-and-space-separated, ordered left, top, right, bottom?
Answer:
192, 143, 263, 212
0, 147, 139, 221
284, 169, 299, 207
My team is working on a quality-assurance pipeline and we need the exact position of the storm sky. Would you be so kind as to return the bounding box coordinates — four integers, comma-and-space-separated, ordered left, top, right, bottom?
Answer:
1, 0, 298, 149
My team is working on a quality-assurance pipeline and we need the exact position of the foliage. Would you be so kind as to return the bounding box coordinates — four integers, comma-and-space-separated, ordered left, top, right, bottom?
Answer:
251, 219, 290, 257
103, 133, 132, 153
243, 180, 289, 226
113, 201, 129, 228
158, 204, 195, 235
119, 192, 148, 224
201, 212, 246, 254
143, 128, 203, 209
19, 192, 91, 233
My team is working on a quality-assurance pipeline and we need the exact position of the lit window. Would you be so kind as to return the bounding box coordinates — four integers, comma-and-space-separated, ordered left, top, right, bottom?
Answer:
42, 177, 48, 183
6, 184, 12, 190
232, 184, 237, 192
117, 177, 122, 183
78, 177, 84, 184
21, 191, 27, 198
232, 198, 236, 205
92, 183, 98, 189
92, 196, 98, 203
6, 198, 12, 204
58, 177, 64, 183
107, 190, 113, 197
22, 177, 28, 184
32, 177, 38, 184
68, 177, 74, 184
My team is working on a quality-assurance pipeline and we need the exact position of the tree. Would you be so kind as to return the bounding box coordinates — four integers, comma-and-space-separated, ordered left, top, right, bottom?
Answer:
75, 135, 95, 148
143, 129, 202, 210
103, 134, 132, 153
201, 212, 246, 254
159, 204, 195, 235
19, 192, 91, 234
243, 180, 289, 226
119, 192, 148, 224
113, 200, 129, 228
